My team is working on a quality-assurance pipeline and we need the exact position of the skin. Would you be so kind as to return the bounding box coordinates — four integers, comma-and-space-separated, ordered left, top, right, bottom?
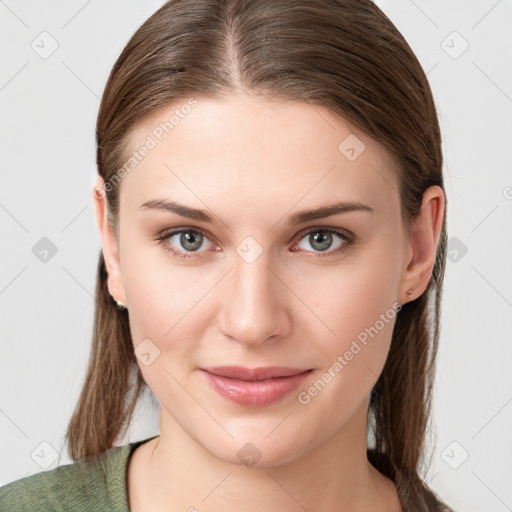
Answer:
92, 91, 444, 512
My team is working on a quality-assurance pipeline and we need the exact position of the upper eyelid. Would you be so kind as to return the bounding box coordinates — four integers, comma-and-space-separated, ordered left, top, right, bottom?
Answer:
295, 225, 352, 238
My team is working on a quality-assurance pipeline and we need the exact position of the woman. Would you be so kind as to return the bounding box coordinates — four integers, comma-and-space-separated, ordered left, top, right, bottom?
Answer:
0, 0, 452, 510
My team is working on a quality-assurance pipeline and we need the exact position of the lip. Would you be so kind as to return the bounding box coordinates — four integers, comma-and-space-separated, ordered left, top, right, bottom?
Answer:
200, 366, 313, 407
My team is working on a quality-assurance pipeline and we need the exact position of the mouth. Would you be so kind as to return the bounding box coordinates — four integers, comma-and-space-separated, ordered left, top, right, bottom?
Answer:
200, 366, 314, 407
201, 365, 311, 380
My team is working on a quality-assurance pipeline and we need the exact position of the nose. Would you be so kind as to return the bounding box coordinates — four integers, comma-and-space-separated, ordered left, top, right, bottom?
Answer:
218, 249, 292, 347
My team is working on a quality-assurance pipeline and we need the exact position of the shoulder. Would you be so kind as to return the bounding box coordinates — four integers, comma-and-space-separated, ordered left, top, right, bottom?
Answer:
0, 443, 133, 512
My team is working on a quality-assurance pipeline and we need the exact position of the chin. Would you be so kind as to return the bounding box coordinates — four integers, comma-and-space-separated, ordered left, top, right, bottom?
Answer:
204, 435, 309, 469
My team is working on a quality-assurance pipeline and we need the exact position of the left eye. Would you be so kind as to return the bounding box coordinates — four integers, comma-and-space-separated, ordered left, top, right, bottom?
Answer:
295, 228, 349, 254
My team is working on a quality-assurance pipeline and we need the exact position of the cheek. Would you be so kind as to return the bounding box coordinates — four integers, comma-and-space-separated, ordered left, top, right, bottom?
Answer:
294, 257, 399, 345
290, 248, 400, 394
294, 269, 399, 426
121, 240, 207, 336
121, 247, 224, 397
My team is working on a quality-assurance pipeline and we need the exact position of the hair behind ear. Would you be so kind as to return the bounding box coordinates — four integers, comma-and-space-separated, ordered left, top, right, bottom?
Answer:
64, 251, 147, 461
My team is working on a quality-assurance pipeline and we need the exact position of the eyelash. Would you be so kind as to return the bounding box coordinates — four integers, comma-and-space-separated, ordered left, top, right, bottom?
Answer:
154, 226, 355, 261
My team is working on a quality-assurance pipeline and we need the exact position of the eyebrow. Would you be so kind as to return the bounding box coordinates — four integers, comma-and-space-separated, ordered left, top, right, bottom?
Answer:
139, 199, 374, 225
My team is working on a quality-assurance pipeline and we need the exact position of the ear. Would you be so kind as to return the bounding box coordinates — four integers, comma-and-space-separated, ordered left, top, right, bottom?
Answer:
92, 175, 126, 306
399, 185, 445, 304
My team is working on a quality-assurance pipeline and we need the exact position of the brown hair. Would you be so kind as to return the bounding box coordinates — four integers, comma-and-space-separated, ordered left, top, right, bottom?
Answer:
65, 0, 450, 509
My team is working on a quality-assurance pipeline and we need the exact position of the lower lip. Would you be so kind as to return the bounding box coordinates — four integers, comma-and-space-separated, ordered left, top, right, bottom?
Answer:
201, 369, 313, 407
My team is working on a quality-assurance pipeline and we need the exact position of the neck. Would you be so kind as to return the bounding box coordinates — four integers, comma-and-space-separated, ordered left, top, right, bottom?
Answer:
129, 400, 401, 511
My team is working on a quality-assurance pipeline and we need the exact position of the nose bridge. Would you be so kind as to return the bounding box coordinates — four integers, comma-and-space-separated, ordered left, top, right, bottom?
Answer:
219, 242, 290, 345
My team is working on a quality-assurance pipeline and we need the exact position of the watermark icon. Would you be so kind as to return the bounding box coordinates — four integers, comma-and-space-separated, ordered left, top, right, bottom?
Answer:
440, 31, 469, 60
441, 440, 469, 469
32, 237, 58, 263
31, 31, 59, 59
135, 338, 161, 366
236, 236, 264, 264
447, 236, 468, 263
338, 133, 366, 161
297, 302, 402, 405
237, 442, 262, 467
31, 441, 59, 469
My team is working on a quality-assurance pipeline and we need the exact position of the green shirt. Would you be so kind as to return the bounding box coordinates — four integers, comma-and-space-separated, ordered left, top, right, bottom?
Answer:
0, 435, 158, 512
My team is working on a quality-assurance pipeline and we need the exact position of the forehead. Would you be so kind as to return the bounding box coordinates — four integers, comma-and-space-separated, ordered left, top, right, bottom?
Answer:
118, 94, 401, 221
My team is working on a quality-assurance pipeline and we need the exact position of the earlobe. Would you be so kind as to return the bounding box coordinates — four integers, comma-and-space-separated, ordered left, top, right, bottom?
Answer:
400, 186, 445, 303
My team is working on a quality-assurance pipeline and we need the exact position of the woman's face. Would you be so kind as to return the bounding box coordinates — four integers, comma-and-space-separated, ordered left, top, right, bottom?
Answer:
95, 93, 423, 466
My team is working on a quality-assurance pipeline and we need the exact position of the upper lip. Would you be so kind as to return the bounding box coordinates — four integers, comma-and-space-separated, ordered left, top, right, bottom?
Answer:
202, 366, 311, 381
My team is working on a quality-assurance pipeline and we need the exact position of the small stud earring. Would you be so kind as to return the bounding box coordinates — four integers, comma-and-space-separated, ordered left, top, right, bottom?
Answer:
115, 298, 127, 310
112, 286, 126, 310
407, 289, 413, 295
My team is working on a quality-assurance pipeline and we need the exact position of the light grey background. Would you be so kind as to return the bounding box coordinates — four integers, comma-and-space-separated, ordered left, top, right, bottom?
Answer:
1, 1, 511, 511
